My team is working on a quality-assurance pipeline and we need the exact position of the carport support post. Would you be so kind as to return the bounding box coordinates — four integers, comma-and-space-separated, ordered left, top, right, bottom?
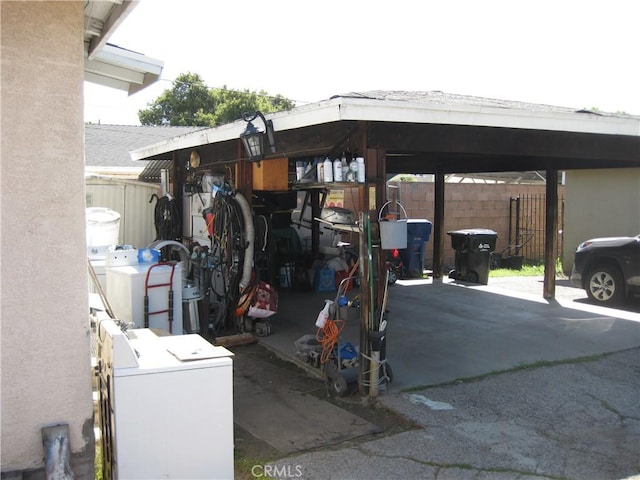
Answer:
543, 169, 559, 299
358, 212, 372, 395
432, 172, 446, 280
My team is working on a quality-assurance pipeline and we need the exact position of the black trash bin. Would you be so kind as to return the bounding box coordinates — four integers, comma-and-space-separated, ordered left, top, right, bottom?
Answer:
447, 228, 498, 284
399, 219, 432, 278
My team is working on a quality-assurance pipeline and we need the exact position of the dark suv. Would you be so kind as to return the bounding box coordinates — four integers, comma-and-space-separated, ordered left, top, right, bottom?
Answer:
570, 234, 640, 305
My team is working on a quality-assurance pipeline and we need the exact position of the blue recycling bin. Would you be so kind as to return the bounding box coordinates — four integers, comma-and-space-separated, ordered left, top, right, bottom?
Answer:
399, 219, 432, 278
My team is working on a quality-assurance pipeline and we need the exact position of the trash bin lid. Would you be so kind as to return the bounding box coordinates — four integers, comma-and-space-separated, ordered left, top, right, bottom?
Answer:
407, 219, 433, 240
447, 228, 497, 236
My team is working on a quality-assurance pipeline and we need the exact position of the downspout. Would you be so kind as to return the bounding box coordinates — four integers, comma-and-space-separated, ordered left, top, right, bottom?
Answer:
42, 424, 73, 480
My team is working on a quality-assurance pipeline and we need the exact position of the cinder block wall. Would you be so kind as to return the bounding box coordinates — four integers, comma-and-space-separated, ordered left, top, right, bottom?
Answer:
395, 182, 561, 269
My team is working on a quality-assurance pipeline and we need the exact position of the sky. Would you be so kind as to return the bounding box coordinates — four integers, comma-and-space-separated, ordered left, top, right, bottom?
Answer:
83, 0, 640, 125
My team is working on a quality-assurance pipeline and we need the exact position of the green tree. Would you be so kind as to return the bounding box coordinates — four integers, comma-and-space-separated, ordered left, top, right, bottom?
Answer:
138, 72, 295, 126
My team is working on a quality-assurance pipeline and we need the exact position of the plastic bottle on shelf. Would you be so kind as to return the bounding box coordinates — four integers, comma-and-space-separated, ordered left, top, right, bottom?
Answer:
333, 158, 343, 182
341, 154, 348, 174
348, 158, 358, 182
323, 157, 333, 182
356, 157, 365, 182
317, 161, 324, 182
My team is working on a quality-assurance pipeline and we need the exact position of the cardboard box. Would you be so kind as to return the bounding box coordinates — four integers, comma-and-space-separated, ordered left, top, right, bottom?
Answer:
253, 157, 289, 191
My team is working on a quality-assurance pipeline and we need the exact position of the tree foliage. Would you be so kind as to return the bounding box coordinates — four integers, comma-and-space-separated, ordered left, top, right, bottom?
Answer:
138, 72, 295, 127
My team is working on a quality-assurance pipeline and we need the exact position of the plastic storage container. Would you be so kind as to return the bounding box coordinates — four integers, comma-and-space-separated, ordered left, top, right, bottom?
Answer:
86, 207, 121, 259
399, 219, 433, 278
447, 228, 498, 284
106, 263, 183, 334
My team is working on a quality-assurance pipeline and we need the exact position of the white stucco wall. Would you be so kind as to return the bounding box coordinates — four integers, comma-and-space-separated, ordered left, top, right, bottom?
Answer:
1, 1, 94, 474
562, 168, 640, 272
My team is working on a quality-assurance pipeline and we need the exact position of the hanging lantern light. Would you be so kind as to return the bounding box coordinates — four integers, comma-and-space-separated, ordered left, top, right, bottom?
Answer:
239, 111, 276, 164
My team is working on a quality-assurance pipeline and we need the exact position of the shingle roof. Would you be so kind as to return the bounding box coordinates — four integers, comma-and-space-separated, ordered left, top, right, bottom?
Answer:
85, 124, 204, 167
335, 90, 633, 117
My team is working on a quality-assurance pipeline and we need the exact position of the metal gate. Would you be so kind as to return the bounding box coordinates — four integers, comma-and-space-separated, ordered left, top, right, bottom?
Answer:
506, 194, 564, 264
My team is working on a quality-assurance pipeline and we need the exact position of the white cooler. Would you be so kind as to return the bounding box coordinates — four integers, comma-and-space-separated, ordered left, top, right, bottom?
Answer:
106, 263, 183, 334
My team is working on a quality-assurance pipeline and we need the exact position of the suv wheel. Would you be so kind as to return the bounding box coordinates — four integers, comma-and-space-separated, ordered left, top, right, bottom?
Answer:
585, 264, 624, 305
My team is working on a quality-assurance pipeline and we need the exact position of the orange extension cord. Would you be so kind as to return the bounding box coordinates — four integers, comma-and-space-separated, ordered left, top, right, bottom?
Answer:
316, 318, 345, 365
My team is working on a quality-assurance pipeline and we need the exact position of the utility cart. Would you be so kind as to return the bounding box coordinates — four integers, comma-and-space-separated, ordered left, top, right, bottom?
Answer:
317, 275, 361, 397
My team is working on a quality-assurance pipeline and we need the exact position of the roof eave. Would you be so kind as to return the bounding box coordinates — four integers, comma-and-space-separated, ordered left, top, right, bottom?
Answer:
84, 44, 164, 95
336, 97, 640, 136
84, 1, 164, 95
130, 96, 640, 161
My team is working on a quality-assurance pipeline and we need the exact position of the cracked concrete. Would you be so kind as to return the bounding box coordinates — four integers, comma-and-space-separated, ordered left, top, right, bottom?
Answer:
265, 349, 639, 480
255, 277, 639, 479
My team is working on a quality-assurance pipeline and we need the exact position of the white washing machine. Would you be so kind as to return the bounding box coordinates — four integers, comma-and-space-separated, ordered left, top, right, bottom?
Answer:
106, 262, 183, 334
89, 259, 107, 294
96, 318, 234, 479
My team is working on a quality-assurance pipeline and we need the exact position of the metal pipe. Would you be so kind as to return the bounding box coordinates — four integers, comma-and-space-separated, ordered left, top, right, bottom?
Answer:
515, 196, 521, 256
42, 424, 73, 480
508, 197, 514, 256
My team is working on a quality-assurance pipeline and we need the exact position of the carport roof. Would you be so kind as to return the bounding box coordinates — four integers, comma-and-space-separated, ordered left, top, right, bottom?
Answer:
130, 91, 640, 172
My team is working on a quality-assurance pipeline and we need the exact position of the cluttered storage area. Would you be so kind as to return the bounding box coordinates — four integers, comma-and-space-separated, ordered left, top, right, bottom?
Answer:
88, 118, 428, 477
176, 149, 406, 396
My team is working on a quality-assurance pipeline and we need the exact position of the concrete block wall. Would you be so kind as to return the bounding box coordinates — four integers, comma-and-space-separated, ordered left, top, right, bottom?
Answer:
395, 182, 561, 269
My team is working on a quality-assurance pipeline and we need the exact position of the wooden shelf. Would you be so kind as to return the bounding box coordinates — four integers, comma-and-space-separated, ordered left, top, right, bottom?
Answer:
290, 181, 364, 190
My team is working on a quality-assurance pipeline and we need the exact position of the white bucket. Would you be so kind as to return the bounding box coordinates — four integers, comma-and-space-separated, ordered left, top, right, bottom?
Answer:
86, 207, 121, 258
378, 201, 408, 250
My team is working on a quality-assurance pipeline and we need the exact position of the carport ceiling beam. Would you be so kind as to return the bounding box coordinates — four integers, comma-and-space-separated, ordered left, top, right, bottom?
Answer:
369, 123, 640, 164
385, 153, 538, 174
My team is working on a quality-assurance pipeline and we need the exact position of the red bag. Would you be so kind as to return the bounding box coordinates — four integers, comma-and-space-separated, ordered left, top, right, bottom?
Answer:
248, 281, 278, 318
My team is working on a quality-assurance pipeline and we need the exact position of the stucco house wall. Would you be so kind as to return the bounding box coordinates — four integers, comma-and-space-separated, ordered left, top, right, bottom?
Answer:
1, 2, 94, 476
562, 168, 640, 272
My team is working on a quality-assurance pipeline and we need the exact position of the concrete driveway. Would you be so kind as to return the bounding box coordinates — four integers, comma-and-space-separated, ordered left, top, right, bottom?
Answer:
255, 276, 640, 480
263, 275, 639, 391
383, 276, 639, 389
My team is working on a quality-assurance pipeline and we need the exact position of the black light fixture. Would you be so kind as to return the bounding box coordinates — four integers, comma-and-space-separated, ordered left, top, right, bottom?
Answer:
239, 111, 276, 165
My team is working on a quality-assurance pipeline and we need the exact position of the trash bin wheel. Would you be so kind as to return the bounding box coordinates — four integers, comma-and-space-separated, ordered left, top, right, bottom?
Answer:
467, 271, 479, 283
254, 320, 272, 337
327, 371, 349, 397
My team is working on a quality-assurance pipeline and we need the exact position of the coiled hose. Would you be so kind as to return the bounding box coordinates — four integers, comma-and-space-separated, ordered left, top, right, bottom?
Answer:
150, 193, 180, 240
317, 318, 345, 365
